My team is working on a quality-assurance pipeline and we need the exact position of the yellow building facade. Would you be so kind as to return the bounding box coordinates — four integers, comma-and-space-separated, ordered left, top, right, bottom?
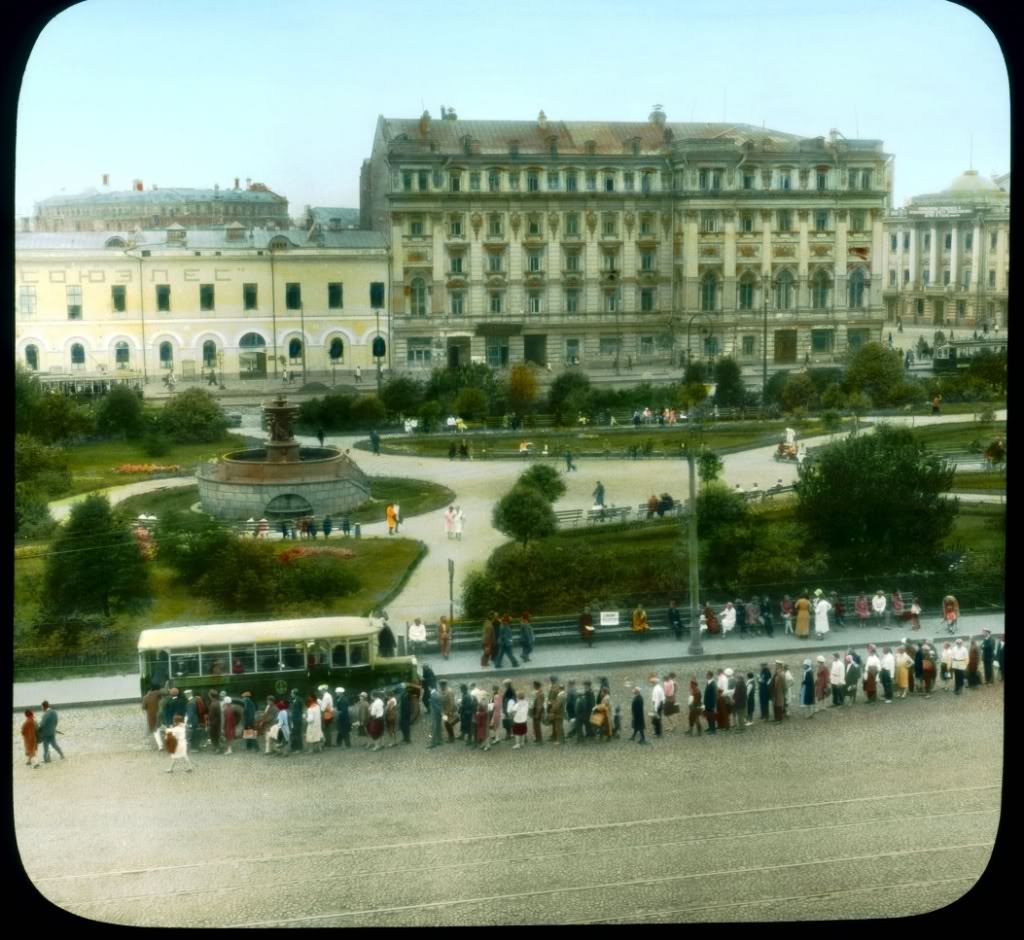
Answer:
15, 226, 390, 384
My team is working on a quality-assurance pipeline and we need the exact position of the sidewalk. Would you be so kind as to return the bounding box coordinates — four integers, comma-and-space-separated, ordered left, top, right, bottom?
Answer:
12, 611, 1003, 710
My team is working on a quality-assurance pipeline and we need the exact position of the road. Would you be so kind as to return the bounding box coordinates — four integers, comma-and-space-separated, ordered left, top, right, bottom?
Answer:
14, 666, 1002, 926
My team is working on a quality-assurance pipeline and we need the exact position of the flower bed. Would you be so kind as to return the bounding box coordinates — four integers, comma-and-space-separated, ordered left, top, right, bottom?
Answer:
278, 547, 356, 565
113, 463, 183, 474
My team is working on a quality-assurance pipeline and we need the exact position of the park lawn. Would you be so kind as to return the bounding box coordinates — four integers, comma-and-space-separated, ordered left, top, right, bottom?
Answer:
116, 485, 203, 519
951, 503, 1006, 554
908, 421, 1006, 451
62, 434, 247, 496
950, 472, 1007, 494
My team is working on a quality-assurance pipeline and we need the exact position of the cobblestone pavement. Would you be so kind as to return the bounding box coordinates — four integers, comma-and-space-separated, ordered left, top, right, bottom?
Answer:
13, 668, 1001, 926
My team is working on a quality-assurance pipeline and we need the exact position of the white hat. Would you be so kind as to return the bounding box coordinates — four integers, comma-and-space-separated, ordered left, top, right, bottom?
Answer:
816, 656, 826, 663
317, 684, 328, 691
814, 588, 823, 597
724, 668, 734, 677
222, 696, 232, 705
803, 659, 812, 667
335, 687, 344, 695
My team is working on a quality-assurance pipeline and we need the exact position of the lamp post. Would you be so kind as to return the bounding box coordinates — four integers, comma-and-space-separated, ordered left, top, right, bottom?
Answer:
762, 276, 772, 404
299, 303, 307, 385
683, 409, 705, 656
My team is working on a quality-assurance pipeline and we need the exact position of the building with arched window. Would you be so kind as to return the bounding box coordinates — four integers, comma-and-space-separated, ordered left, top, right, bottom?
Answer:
15, 223, 388, 383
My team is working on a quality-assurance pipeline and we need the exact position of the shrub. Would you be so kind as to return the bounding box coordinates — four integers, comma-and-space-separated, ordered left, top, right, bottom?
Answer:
781, 373, 817, 412
763, 370, 790, 406
712, 358, 745, 407
95, 386, 146, 439
517, 464, 566, 503
418, 400, 442, 432
349, 395, 387, 427
278, 553, 361, 605
195, 538, 283, 613
508, 364, 539, 413
820, 383, 846, 410
844, 342, 906, 407
492, 484, 557, 546
142, 433, 172, 458
454, 387, 489, 420
158, 388, 228, 443
15, 434, 71, 497
380, 377, 424, 417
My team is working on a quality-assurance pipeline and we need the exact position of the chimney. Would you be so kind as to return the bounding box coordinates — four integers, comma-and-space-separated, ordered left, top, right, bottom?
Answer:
234, 177, 240, 190
537, 109, 547, 131
418, 109, 431, 136
444, 106, 458, 121
102, 173, 110, 187
649, 104, 666, 127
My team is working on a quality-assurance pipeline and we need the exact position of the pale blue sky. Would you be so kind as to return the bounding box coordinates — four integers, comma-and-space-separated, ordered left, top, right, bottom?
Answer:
15, 0, 1009, 219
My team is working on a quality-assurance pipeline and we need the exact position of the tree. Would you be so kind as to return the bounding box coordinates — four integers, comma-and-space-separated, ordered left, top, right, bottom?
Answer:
32, 393, 95, 444
380, 377, 424, 416
796, 425, 957, 576
697, 449, 723, 487
158, 387, 228, 442
195, 538, 282, 613
156, 510, 235, 586
15, 434, 71, 497
492, 484, 557, 547
517, 464, 566, 503
508, 364, 538, 414
16, 365, 42, 435
844, 342, 905, 407
713, 357, 746, 407
95, 386, 146, 439
781, 373, 818, 412
349, 394, 387, 427
548, 371, 592, 424
678, 382, 708, 412
454, 387, 489, 420
41, 494, 151, 620
683, 361, 708, 385
694, 483, 751, 590
417, 400, 442, 432
966, 349, 1008, 397
763, 370, 790, 407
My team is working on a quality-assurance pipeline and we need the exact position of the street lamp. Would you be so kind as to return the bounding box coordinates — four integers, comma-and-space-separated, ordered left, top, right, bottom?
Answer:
682, 409, 706, 657
762, 276, 774, 405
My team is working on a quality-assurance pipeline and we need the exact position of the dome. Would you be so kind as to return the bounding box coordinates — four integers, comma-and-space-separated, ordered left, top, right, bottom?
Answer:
944, 169, 1000, 194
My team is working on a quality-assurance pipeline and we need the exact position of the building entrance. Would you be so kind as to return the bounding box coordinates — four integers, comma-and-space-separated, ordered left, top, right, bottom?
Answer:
773, 329, 798, 364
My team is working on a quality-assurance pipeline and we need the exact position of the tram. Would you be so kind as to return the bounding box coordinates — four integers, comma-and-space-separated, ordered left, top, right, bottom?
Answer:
932, 338, 1006, 373
137, 616, 421, 699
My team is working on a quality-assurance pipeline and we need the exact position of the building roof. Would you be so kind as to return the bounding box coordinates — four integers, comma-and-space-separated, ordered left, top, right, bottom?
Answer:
908, 169, 1010, 208
308, 207, 360, 227
36, 186, 287, 207
380, 116, 808, 156
138, 616, 376, 651
15, 226, 387, 252
944, 169, 1001, 194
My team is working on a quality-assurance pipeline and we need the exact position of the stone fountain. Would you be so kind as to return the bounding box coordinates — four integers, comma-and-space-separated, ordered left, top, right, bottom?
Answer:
196, 394, 370, 520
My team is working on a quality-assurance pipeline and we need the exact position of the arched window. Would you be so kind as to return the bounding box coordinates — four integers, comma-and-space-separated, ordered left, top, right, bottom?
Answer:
71, 342, 85, 366
202, 340, 217, 367
410, 278, 427, 317
776, 270, 794, 310
738, 276, 754, 310
25, 345, 39, 370
812, 271, 831, 310
115, 341, 130, 366
704, 335, 720, 357
848, 268, 865, 308
159, 341, 173, 367
238, 332, 267, 378
701, 274, 717, 312
239, 332, 266, 349
288, 338, 304, 363
328, 337, 344, 361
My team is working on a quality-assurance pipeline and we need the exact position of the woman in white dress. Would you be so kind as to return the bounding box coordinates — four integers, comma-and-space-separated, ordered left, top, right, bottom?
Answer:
444, 506, 455, 539
304, 696, 323, 753
454, 506, 464, 541
813, 591, 832, 640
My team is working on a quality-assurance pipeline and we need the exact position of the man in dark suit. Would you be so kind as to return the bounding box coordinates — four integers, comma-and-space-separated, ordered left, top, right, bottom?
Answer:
703, 672, 718, 735
630, 687, 647, 744
577, 680, 596, 743
667, 601, 684, 640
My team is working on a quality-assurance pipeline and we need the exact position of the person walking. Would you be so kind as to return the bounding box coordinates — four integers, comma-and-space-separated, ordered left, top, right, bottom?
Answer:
760, 596, 775, 637
794, 592, 812, 640
481, 614, 496, 667
895, 647, 912, 699
454, 505, 464, 541
592, 481, 605, 508
241, 691, 258, 751
458, 684, 475, 746
257, 695, 277, 754
565, 449, 577, 472
163, 715, 194, 773
733, 667, 749, 729
745, 672, 757, 725
813, 590, 832, 640
222, 695, 238, 755
36, 701, 65, 763
21, 710, 39, 768
577, 681, 596, 744
530, 681, 545, 745
829, 652, 846, 707
493, 617, 519, 669
316, 427, 325, 448
663, 672, 679, 732
650, 675, 665, 738
951, 639, 969, 695
384, 689, 398, 748
355, 691, 371, 745
981, 630, 996, 684
444, 506, 455, 540
943, 595, 960, 635
630, 688, 648, 744
686, 677, 703, 735
334, 689, 352, 748
864, 646, 881, 703
814, 656, 830, 712
440, 680, 458, 744
919, 644, 936, 697
386, 503, 397, 536
800, 660, 816, 718
940, 642, 954, 692
368, 691, 385, 751
395, 684, 411, 745
322, 515, 332, 539
548, 679, 565, 744
520, 613, 535, 663
489, 685, 504, 746
438, 616, 452, 660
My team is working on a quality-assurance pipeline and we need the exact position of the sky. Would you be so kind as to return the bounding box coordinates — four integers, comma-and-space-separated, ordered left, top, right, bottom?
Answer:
14, 0, 1010, 220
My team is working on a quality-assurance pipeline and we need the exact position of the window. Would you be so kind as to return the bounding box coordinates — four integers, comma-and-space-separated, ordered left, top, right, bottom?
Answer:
850, 210, 865, 233
449, 215, 463, 237
699, 169, 709, 191
742, 173, 755, 190
889, 270, 897, 287
243, 283, 258, 310
700, 276, 717, 311
904, 233, 910, 250
848, 269, 866, 308
641, 172, 653, 194
847, 328, 869, 351
640, 288, 655, 312
469, 172, 481, 192
111, 285, 126, 312
156, 284, 170, 311
565, 338, 580, 363
604, 173, 615, 192
962, 269, 971, 289
943, 270, 950, 286
288, 338, 304, 363
861, 169, 872, 190
586, 171, 597, 192
528, 292, 542, 314
202, 341, 216, 367
18, 286, 36, 315
640, 251, 655, 272
965, 233, 973, 250
565, 289, 579, 314
779, 171, 791, 190
488, 252, 503, 273
527, 216, 542, 237
814, 211, 828, 233
406, 339, 433, 364
527, 252, 542, 273
623, 171, 634, 192
488, 214, 503, 238
891, 234, 898, 252
403, 171, 413, 192
903, 269, 910, 285
449, 172, 461, 192
449, 291, 464, 315
24, 344, 39, 370
739, 212, 753, 233
66, 285, 82, 319
71, 342, 86, 366
923, 269, 930, 287
712, 171, 722, 191
410, 216, 424, 237
988, 270, 996, 288
327, 282, 344, 309
704, 335, 720, 357
604, 291, 619, 313
115, 342, 130, 366
640, 215, 654, 236
812, 271, 830, 309
489, 292, 503, 314
776, 270, 794, 309
599, 337, 621, 357
738, 278, 754, 310
742, 335, 756, 356
700, 211, 717, 233
944, 233, 952, 250
566, 171, 578, 192
816, 171, 827, 191
285, 283, 301, 310
639, 336, 654, 356
508, 171, 520, 191
602, 252, 618, 272
777, 210, 791, 233
991, 231, 998, 250
602, 214, 617, 237
957, 300, 966, 318
159, 341, 173, 367
527, 171, 539, 192
486, 339, 509, 367
488, 170, 500, 192
409, 278, 427, 316
564, 213, 579, 236
565, 251, 580, 272
848, 170, 858, 191
417, 170, 429, 191
450, 255, 463, 274
329, 337, 344, 361
547, 171, 560, 190
811, 329, 834, 353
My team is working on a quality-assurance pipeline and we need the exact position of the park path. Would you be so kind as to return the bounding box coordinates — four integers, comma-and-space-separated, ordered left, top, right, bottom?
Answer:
48, 475, 199, 522
46, 409, 1005, 623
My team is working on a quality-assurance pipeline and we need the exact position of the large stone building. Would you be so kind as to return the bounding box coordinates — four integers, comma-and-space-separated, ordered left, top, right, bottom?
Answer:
33, 178, 290, 232
362, 109, 892, 374
15, 224, 388, 383
881, 170, 1010, 329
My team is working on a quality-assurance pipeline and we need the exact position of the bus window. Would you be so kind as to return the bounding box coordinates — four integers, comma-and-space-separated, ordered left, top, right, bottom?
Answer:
349, 641, 369, 667
230, 649, 255, 674
205, 651, 230, 676
281, 645, 305, 670
256, 643, 281, 672
170, 650, 199, 678
331, 643, 348, 667
149, 651, 171, 687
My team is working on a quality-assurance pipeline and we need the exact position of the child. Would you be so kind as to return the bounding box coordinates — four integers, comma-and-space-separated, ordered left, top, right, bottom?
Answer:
165, 715, 193, 773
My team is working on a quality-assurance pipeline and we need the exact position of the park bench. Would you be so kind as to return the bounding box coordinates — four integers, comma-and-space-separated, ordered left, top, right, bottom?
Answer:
586, 506, 632, 525
554, 508, 584, 528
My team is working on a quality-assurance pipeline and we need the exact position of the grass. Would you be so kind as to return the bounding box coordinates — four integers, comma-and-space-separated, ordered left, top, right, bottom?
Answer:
116, 485, 203, 519
62, 434, 248, 496
951, 503, 1006, 554
363, 418, 853, 461
950, 472, 1007, 494
907, 421, 1006, 451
